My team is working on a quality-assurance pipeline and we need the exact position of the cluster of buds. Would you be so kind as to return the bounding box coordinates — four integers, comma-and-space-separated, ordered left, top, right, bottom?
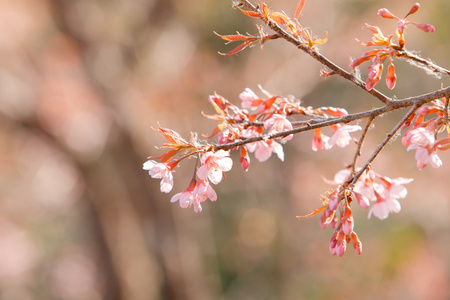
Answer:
402, 94, 450, 170
351, 3, 435, 91
306, 168, 413, 256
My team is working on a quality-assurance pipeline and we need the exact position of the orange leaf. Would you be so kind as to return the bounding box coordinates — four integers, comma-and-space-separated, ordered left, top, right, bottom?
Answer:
262, 96, 278, 110
214, 31, 251, 43
237, 6, 260, 18
157, 149, 178, 163
294, 0, 306, 20
296, 205, 327, 218
260, 3, 270, 19
155, 125, 190, 146
219, 41, 251, 55
203, 123, 227, 139
269, 12, 289, 25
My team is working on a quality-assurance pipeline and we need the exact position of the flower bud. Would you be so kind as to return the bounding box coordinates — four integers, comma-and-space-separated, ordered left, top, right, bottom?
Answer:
377, 8, 396, 19
405, 3, 420, 18
413, 23, 435, 33
328, 191, 339, 211
352, 232, 363, 255
341, 207, 354, 236
335, 232, 347, 257
354, 192, 370, 209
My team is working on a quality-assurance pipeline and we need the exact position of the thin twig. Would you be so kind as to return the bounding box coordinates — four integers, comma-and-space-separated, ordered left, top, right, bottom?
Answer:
351, 116, 374, 174
215, 86, 450, 151
348, 103, 422, 188
239, 0, 391, 104
398, 51, 450, 77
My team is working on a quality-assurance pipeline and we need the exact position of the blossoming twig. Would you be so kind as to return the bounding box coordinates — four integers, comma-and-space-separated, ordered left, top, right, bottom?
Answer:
144, 0, 450, 257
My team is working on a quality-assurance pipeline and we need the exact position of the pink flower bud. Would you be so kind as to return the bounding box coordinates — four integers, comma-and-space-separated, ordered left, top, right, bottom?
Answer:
240, 147, 250, 171
335, 232, 347, 257
352, 232, 363, 255
328, 191, 339, 211
378, 8, 396, 19
386, 60, 397, 90
329, 231, 338, 255
413, 23, 435, 33
365, 62, 383, 91
405, 3, 420, 18
342, 208, 354, 236
354, 192, 370, 209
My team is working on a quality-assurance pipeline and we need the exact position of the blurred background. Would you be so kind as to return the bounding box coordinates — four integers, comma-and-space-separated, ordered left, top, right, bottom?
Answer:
1, 0, 450, 299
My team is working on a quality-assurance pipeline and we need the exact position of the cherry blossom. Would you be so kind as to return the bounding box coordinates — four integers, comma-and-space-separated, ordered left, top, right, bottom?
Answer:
264, 114, 293, 141
413, 146, 442, 170
253, 139, 284, 162
197, 150, 233, 184
193, 179, 218, 213
326, 124, 362, 149
368, 176, 413, 220
239, 88, 261, 111
404, 127, 443, 170
171, 186, 194, 209
143, 160, 174, 193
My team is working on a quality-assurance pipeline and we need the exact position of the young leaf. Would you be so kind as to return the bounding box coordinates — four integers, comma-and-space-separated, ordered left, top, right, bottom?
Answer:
296, 205, 327, 218
237, 6, 260, 18
219, 41, 251, 55
294, 0, 306, 20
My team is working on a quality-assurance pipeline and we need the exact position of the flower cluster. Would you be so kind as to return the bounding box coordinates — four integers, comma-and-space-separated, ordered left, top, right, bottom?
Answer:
402, 95, 450, 170
143, 0, 450, 257
351, 3, 435, 91
309, 168, 413, 256
144, 87, 361, 213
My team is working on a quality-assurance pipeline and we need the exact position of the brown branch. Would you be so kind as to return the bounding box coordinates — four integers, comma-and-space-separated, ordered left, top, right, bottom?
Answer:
214, 85, 450, 151
350, 116, 374, 174
239, 0, 391, 104
398, 50, 450, 77
348, 103, 422, 188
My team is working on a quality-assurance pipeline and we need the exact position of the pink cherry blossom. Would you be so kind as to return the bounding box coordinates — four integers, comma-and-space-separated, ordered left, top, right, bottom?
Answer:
405, 127, 443, 170
253, 139, 284, 162
240, 127, 261, 153
403, 127, 435, 148
171, 188, 194, 209
413, 146, 442, 170
264, 114, 293, 141
197, 150, 233, 184
326, 124, 362, 149
193, 179, 218, 213
368, 176, 413, 219
143, 160, 174, 193
239, 88, 260, 110
368, 190, 399, 220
